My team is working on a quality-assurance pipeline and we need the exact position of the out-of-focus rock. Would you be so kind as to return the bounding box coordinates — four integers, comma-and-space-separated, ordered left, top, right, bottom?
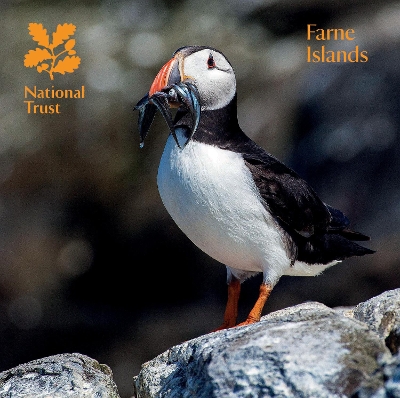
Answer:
0, 353, 121, 398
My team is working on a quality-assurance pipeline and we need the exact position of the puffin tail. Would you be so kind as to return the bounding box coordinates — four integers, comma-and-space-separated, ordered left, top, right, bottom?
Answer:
326, 204, 375, 252
339, 228, 371, 242
325, 232, 376, 259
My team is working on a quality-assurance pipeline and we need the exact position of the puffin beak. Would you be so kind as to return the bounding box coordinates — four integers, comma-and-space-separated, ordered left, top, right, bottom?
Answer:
134, 53, 200, 149
149, 56, 181, 97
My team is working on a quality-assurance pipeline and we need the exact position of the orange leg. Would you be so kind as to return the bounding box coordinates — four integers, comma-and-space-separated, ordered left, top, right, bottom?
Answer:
212, 276, 241, 331
236, 283, 273, 327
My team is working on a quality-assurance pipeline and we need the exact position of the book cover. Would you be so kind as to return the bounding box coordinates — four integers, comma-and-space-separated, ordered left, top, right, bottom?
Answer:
0, 1, 397, 396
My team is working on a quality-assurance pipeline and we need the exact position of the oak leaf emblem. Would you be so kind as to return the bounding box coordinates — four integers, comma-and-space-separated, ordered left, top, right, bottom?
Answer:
24, 23, 81, 80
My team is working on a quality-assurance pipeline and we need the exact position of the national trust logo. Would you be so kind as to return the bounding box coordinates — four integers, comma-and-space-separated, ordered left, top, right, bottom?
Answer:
24, 23, 81, 80
23, 22, 85, 115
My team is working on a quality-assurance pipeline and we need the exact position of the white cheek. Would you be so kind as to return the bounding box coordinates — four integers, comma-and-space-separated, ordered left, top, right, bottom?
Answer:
199, 72, 236, 110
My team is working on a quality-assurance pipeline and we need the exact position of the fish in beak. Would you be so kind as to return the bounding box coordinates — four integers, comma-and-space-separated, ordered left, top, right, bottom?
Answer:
134, 54, 201, 149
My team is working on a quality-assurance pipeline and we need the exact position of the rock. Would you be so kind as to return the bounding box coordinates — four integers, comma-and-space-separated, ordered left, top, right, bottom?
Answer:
377, 352, 400, 397
2, 290, 400, 397
355, 352, 400, 398
133, 301, 392, 398
0, 353, 121, 398
350, 289, 400, 354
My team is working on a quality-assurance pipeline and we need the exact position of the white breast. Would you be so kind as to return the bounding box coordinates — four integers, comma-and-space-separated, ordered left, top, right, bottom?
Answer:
157, 129, 297, 283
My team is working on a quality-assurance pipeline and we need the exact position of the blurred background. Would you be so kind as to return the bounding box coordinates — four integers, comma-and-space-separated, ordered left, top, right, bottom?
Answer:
1, 0, 400, 396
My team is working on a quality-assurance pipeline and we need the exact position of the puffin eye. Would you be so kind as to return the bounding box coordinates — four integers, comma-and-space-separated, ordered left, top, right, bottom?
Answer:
207, 53, 215, 69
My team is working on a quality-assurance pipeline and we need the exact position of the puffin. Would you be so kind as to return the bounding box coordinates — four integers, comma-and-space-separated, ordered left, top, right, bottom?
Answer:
134, 45, 375, 330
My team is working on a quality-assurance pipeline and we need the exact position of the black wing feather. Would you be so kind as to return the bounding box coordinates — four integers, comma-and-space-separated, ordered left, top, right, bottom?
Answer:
243, 153, 331, 238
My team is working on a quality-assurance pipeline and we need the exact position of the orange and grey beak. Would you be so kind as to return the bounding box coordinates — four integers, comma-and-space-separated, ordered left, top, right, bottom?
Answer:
149, 56, 181, 96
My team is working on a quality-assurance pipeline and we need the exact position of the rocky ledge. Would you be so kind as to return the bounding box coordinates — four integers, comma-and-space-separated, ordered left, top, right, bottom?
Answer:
133, 289, 400, 398
1, 289, 400, 397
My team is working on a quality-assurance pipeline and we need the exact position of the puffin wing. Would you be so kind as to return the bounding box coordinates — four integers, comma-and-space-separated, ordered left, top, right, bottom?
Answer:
242, 152, 332, 238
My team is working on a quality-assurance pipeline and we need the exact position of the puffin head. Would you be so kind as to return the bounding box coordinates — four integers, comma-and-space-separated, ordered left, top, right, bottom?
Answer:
150, 46, 236, 111
135, 46, 237, 148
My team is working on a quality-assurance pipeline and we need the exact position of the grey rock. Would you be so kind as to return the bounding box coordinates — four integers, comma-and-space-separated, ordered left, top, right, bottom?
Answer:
133, 301, 392, 398
350, 288, 400, 354
379, 353, 400, 397
0, 353, 121, 398
354, 352, 400, 398
2, 290, 400, 398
